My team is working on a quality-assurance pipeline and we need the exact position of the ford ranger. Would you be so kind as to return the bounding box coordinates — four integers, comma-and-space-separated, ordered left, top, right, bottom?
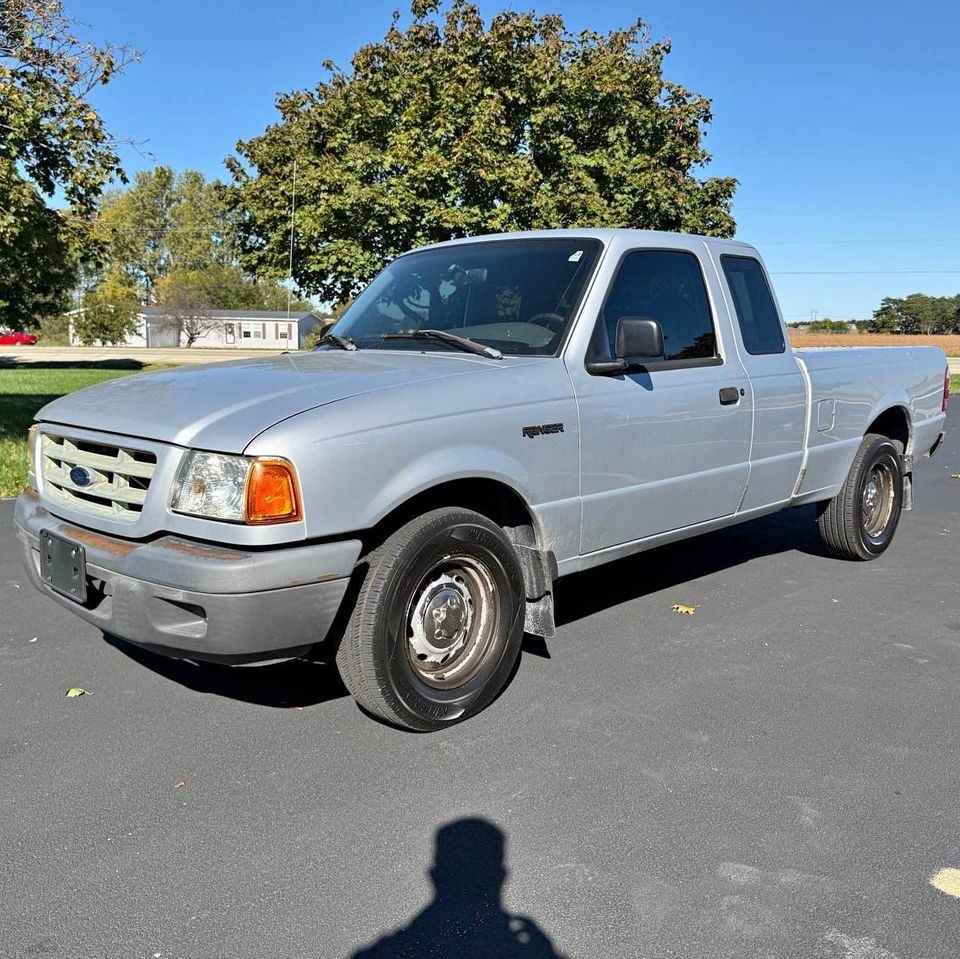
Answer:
14, 230, 950, 730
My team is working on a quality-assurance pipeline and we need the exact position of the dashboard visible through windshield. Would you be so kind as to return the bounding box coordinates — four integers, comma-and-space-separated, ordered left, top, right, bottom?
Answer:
324, 237, 603, 356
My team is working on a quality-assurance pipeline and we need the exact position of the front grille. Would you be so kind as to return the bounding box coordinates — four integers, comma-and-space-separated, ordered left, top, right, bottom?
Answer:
40, 432, 157, 522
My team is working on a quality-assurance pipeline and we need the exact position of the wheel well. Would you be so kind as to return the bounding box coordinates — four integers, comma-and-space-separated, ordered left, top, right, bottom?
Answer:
867, 406, 910, 452
363, 478, 554, 604
366, 478, 539, 549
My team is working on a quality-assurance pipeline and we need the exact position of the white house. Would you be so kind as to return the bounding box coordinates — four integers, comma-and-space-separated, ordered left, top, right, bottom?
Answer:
70, 307, 322, 350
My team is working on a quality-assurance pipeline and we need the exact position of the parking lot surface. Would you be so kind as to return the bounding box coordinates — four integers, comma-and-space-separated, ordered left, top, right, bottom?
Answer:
2, 409, 958, 958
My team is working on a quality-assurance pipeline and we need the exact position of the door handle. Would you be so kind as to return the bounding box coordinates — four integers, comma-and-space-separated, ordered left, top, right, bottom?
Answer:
719, 387, 741, 406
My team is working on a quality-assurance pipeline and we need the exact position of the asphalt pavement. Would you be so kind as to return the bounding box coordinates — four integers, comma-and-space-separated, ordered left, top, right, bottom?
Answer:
2, 410, 959, 959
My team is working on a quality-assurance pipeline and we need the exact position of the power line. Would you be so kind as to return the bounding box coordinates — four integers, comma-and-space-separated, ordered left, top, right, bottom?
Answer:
758, 238, 960, 245
286, 158, 298, 320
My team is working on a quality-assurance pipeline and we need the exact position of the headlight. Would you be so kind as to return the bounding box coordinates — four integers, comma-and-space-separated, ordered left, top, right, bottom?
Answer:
170, 452, 302, 524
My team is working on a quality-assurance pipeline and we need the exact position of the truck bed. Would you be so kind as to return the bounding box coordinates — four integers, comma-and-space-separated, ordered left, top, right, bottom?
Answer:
793, 346, 947, 502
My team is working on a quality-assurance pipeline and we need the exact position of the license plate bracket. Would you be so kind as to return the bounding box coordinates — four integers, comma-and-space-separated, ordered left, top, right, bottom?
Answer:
39, 529, 87, 604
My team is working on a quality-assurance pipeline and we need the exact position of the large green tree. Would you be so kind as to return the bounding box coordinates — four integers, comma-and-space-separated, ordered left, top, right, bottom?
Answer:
230, 0, 737, 303
0, 0, 137, 328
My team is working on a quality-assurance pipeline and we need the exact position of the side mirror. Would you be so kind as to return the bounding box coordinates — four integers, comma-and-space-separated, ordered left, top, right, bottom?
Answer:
586, 316, 665, 375
615, 317, 664, 362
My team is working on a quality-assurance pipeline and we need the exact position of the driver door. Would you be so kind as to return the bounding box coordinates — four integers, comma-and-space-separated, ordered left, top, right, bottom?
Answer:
571, 247, 752, 554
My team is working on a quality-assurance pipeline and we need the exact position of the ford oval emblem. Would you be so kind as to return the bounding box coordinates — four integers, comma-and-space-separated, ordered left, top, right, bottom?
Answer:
70, 466, 92, 488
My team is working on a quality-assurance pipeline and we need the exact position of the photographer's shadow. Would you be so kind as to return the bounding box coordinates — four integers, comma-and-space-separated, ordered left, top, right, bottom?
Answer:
351, 817, 566, 958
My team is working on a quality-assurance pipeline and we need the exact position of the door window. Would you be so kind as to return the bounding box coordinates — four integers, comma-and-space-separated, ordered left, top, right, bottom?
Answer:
595, 250, 718, 363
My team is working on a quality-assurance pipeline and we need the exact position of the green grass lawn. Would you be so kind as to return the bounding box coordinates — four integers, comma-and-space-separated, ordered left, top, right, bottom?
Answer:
0, 362, 167, 498
953, 374, 960, 396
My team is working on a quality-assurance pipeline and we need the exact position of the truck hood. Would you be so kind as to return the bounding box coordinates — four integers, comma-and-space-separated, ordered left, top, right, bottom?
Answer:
36, 350, 504, 452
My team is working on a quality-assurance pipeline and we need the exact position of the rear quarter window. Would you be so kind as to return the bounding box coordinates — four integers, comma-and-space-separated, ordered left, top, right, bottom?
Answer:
721, 255, 785, 355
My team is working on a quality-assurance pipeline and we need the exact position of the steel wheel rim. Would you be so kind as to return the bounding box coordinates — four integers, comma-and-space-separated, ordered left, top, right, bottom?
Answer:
861, 460, 896, 539
405, 554, 500, 689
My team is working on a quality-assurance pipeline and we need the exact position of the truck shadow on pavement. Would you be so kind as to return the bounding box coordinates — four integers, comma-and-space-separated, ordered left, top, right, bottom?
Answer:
0, 357, 146, 369
102, 635, 349, 708
350, 817, 566, 958
554, 503, 828, 627
104, 505, 827, 709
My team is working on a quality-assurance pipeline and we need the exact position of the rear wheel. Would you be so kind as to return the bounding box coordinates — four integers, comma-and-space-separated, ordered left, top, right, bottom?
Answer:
817, 433, 904, 560
335, 508, 525, 731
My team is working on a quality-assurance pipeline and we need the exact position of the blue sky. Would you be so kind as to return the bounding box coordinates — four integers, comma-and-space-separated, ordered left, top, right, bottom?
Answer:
76, 0, 960, 321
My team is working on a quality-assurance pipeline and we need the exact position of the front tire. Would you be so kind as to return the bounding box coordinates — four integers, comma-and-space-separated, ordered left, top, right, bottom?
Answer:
335, 508, 526, 731
817, 432, 904, 560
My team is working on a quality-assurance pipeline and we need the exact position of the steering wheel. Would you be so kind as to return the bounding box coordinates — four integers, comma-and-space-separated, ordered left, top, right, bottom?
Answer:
529, 313, 567, 334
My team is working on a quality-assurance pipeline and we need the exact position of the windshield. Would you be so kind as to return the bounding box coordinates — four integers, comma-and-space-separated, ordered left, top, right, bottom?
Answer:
325, 238, 603, 356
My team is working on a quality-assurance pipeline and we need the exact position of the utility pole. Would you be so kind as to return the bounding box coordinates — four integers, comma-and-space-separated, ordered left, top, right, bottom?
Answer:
286, 158, 298, 321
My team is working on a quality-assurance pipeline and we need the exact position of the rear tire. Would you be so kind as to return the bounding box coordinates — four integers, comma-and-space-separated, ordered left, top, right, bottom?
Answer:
335, 508, 525, 731
816, 433, 904, 560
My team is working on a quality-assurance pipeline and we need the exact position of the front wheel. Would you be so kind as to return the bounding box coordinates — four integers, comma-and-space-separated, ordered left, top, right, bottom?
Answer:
335, 508, 526, 731
817, 432, 904, 560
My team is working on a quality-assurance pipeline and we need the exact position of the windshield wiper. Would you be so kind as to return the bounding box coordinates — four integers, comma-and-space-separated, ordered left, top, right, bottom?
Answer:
381, 329, 503, 360
319, 332, 358, 351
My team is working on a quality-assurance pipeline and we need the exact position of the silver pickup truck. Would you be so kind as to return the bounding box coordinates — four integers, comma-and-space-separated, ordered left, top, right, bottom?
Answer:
15, 230, 950, 730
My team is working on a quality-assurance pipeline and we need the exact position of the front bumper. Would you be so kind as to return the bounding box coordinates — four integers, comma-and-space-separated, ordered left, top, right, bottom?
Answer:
14, 492, 362, 662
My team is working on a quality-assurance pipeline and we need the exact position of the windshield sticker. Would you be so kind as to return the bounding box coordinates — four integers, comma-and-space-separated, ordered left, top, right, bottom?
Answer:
568, 250, 583, 262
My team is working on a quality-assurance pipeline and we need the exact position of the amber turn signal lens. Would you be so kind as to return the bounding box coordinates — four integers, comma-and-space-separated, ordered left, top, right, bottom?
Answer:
245, 459, 302, 524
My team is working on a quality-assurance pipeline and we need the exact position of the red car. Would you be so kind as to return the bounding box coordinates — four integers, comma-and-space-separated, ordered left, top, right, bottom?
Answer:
0, 330, 38, 345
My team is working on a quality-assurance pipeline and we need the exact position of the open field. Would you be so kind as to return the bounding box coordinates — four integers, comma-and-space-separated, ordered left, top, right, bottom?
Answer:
789, 331, 960, 354
0, 362, 166, 498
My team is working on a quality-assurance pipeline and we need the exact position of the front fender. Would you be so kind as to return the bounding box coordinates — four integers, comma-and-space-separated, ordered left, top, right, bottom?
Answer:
245, 364, 582, 551
364, 444, 538, 528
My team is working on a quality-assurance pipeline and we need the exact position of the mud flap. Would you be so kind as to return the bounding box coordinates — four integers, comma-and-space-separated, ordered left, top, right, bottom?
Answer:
524, 592, 556, 640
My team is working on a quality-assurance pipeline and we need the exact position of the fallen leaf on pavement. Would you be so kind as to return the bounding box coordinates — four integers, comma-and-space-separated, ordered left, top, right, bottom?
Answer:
65, 687, 92, 698
951, 473, 960, 480
172, 779, 185, 789
831, 598, 839, 603
672, 604, 697, 615
29, 636, 38, 643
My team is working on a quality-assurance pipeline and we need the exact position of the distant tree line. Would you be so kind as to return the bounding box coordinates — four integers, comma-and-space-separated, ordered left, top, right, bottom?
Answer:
867, 294, 960, 334
788, 295, 960, 335
805, 319, 857, 334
